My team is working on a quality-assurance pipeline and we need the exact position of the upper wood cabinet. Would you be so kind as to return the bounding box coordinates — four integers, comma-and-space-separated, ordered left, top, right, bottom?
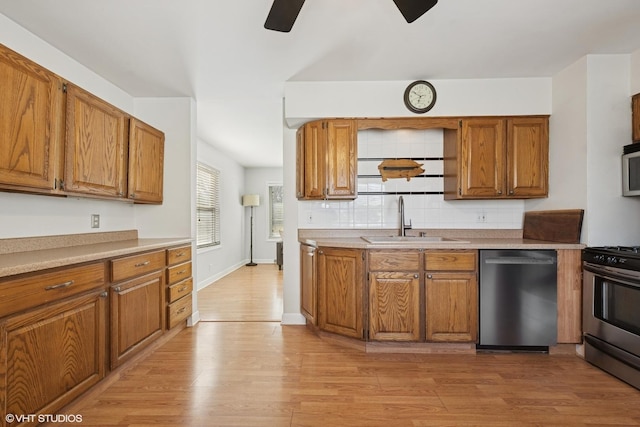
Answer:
0, 44, 64, 194
0, 43, 165, 204
297, 119, 357, 200
128, 118, 165, 203
633, 93, 640, 142
64, 82, 129, 198
444, 116, 549, 199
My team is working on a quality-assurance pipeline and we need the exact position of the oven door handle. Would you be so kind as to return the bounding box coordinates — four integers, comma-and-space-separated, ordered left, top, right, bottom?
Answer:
584, 262, 640, 286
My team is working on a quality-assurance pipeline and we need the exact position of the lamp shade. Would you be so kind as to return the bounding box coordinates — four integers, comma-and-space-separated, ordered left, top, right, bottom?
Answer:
242, 194, 260, 207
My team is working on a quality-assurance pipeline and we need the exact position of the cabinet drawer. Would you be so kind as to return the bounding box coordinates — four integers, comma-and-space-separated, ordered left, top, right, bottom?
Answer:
0, 262, 105, 317
369, 251, 420, 271
167, 261, 192, 285
111, 250, 165, 282
167, 245, 192, 266
168, 277, 193, 304
167, 293, 192, 329
424, 250, 477, 271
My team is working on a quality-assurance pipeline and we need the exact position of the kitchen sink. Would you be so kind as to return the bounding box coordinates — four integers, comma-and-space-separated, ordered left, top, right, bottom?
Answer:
361, 236, 469, 244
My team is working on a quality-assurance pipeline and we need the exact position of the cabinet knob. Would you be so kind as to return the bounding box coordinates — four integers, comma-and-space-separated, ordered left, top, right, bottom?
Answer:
509, 190, 514, 195
114, 286, 121, 293
497, 190, 503, 195
99, 291, 108, 298
427, 274, 433, 279
414, 274, 419, 279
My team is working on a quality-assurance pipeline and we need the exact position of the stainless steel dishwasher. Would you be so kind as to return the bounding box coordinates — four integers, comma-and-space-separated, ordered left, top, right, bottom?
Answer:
478, 250, 557, 350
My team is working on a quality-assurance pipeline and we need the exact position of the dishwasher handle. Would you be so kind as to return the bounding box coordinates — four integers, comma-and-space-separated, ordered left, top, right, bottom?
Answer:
483, 256, 556, 265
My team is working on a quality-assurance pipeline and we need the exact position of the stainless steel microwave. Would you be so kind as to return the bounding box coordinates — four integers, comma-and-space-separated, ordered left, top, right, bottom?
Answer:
623, 143, 640, 196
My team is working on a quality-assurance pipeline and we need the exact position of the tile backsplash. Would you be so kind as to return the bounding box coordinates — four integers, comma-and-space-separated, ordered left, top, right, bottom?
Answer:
298, 129, 524, 230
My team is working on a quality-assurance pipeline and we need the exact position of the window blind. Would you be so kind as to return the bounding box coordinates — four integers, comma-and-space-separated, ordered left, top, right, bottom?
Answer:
197, 163, 221, 248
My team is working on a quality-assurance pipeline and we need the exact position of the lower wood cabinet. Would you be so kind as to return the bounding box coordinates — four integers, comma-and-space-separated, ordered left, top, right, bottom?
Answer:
0, 289, 107, 426
317, 247, 365, 339
109, 250, 165, 369
425, 251, 478, 343
300, 244, 317, 325
165, 245, 193, 329
110, 271, 164, 369
368, 250, 421, 342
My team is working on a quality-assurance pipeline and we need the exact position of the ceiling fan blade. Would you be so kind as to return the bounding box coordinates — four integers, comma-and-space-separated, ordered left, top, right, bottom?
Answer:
264, 0, 306, 32
393, 0, 438, 23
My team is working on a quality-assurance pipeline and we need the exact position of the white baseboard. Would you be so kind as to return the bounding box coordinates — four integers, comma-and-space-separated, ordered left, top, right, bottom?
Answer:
281, 312, 306, 325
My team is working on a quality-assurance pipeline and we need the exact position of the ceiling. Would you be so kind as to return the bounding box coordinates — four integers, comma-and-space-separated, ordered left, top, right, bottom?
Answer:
1, 0, 640, 168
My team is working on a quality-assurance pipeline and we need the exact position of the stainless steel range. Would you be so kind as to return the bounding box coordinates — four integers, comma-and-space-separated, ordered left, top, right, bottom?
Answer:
583, 246, 640, 390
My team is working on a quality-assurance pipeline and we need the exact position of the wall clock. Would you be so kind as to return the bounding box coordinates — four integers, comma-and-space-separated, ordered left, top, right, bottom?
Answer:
403, 80, 436, 114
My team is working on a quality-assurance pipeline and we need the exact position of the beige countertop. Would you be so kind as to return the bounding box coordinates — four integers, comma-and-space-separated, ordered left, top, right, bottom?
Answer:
298, 228, 585, 250
0, 230, 192, 278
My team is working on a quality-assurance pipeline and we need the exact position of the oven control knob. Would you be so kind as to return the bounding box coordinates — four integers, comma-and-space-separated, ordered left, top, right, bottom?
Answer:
607, 256, 618, 264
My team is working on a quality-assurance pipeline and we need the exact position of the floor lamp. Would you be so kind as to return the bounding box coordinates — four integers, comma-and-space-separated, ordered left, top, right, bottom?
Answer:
242, 194, 260, 267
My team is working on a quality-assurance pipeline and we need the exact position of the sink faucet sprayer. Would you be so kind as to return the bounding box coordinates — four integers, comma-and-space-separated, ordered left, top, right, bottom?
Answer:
398, 196, 412, 237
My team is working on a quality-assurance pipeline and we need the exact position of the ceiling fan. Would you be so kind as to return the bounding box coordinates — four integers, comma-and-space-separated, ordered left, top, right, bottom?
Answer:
264, 0, 438, 33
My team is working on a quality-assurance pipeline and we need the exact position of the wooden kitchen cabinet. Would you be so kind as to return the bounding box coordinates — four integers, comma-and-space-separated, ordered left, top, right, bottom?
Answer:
109, 250, 165, 368
127, 117, 165, 203
444, 116, 548, 199
424, 250, 478, 342
64, 82, 129, 199
166, 245, 193, 329
300, 243, 317, 325
317, 247, 364, 339
297, 119, 357, 200
0, 263, 107, 426
633, 93, 640, 142
368, 250, 421, 341
0, 43, 65, 194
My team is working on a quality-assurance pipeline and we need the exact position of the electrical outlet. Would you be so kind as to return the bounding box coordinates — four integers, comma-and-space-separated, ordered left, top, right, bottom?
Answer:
306, 212, 313, 223
476, 212, 487, 223
91, 214, 100, 228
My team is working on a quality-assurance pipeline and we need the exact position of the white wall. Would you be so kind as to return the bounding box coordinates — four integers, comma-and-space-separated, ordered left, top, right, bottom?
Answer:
632, 49, 640, 94
196, 141, 246, 290
244, 167, 284, 264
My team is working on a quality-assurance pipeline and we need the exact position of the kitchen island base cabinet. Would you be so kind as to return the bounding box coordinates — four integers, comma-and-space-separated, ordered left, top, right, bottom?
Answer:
0, 290, 107, 427
317, 247, 364, 339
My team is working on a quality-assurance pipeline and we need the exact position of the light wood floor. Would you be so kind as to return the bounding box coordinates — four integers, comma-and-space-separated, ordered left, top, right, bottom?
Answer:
197, 264, 283, 322
62, 265, 640, 426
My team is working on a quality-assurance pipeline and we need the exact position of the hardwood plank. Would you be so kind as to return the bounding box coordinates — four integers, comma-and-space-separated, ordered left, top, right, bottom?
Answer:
52, 265, 640, 427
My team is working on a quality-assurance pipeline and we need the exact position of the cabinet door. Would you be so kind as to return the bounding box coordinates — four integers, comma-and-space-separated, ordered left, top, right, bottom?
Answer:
296, 126, 305, 199
459, 118, 505, 198
506, 117, 548, 197
0, 44, 64, 192
110, 271, 164, 369
369, 272, 420, 341
326, 119, 357, 199
300, 244, 317, 325
303, 120, 326, 199
633, 93, 640, 143
127, 117, 164, 203
317, 247, 364, 339
425, 272, 478, 342
0, 290, 107, 423
64, 83, 128, 198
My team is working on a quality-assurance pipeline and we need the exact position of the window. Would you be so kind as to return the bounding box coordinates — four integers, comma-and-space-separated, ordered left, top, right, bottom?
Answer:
268, 183, 283, 239
197, 163, 220, 248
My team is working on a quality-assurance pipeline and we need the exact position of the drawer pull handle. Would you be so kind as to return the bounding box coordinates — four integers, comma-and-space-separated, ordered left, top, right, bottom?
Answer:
175, 252, 185, 257
178, 286, 187, 292
177, 307, 187, 314
135, 261, 151, 267
45, 280, 74, 290
177, 270, 187, 275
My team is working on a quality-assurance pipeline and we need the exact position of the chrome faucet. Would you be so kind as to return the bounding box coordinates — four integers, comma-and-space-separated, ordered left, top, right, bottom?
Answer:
398, 196, 412, 237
